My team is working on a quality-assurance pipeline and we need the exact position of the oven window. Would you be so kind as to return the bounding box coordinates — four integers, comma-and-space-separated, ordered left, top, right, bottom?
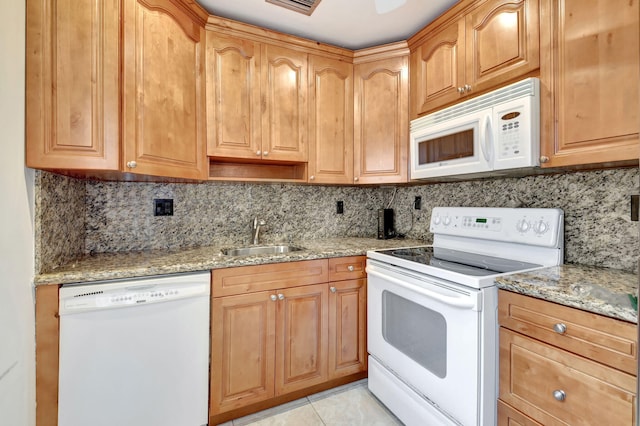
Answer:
381, 291, 447, 378
418, 129, 474, 165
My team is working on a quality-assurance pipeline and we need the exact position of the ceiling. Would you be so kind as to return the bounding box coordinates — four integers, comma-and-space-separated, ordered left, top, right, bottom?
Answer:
198, 0, 459, 50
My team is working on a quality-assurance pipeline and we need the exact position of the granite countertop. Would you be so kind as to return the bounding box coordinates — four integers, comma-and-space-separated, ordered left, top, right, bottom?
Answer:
34, 237, 426, 286
497, 264, 638, 323
37, 238, 638, 325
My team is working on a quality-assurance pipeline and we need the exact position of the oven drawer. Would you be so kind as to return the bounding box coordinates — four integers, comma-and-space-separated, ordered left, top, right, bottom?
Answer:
498, 290, 637, 375
499, 328, 636, 425
328, 256, 366, 282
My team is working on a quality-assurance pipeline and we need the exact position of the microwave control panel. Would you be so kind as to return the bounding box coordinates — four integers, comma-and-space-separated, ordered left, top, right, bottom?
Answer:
496, 108, 525, 159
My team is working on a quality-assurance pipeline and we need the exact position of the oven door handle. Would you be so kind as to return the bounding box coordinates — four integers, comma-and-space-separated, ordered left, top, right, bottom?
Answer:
367, 267, 478, 310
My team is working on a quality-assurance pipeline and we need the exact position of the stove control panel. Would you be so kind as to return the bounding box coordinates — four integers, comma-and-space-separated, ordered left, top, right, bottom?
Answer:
430, 207, 564, 248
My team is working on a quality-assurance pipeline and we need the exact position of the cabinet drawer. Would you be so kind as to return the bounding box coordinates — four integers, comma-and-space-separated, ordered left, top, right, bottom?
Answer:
499, 290, 637, 375
212, 259, 328, 297
500, 328, 636, 425
328, 256, 366, 282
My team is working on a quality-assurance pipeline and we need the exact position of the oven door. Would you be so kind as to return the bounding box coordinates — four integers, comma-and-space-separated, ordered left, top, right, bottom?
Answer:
367, 259, 485, 426
410, 109, 493, 179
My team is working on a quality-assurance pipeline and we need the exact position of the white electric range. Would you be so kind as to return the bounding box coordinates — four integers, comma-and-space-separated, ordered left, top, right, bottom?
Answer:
366, 207, 564, 426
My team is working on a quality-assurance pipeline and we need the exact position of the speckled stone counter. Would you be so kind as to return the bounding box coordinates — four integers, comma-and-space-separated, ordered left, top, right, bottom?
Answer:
34, 238, 425, 286
497, 264, 638, 323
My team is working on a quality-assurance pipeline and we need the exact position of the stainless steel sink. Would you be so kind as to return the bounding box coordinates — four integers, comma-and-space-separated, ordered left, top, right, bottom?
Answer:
221, 245, 304, 257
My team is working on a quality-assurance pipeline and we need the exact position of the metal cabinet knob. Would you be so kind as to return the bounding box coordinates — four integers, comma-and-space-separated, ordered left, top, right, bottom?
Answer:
553, 389, 566, 401
540, 156, 549, 163
553, 323, 567, 334
270, 294, 277, 301
464, 84, 472, 93
330, 286, 337, 293
354, 177, 359, 182
263, 151, 269, 156
347, 265, 354, 272
457, 87, 465, 94
277, 293, 284, 300
309, 175, 315, 180
126, 161, 137, 168
256, 150, 261, 156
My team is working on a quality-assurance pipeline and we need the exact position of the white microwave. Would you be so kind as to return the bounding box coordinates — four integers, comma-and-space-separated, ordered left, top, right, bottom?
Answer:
410, 78, 540, 180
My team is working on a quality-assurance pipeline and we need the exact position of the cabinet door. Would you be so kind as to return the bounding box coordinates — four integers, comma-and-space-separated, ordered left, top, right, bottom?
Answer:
210, 291, 277, 414
539, 0, 639, 167
122, 0, 207, 179
354, 56, 409, 184
499, 328, 636, 425
308, 55, 354, 184
410, 19, 466, 118
328, 279, 367, 379
26, 0, 120, 170
262, 44, 308, 162
206, 32, 262, 160
465, 0, 540, 94
276, 283, 328, 395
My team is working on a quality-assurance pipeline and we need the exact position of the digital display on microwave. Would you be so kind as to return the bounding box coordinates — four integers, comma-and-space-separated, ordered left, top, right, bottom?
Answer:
475, 218, 487, 223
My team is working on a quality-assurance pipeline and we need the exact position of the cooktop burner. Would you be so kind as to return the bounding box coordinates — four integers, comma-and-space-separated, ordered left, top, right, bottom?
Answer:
377, 246, 542, 277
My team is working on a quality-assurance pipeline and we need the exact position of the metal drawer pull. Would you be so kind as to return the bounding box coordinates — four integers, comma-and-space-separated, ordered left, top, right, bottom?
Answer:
347, 265, 354, 272
270, 294, 277, 301
553, 389, 566, 401
330, 286, 336, 293
278, 293, 285, 300
553, 323, 567, 334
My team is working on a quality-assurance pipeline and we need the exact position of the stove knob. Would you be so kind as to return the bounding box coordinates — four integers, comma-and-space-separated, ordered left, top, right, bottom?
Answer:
533, 220, 549, 235
516, 219, 530, 233
433, 215, 442, 225
443, 216, 452, 226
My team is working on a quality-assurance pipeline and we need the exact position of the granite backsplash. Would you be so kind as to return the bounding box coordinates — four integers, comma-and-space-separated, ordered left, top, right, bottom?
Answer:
35, 168, 639, 274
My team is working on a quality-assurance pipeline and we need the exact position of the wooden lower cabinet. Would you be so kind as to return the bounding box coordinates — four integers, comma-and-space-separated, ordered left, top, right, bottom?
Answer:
328, 278, 367, 379
498, 290, 637, 425
209, 258, 367, 423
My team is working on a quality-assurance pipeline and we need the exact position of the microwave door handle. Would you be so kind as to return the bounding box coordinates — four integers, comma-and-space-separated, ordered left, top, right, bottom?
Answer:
479, 114, 493, 164
367, 267, 477, 310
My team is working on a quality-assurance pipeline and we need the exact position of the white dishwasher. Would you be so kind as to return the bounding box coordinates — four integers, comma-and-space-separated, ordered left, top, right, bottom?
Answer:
58, 272, 210, 426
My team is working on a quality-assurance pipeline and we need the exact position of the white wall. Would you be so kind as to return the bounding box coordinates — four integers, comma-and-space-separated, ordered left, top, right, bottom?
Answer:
0, 0, 36, 424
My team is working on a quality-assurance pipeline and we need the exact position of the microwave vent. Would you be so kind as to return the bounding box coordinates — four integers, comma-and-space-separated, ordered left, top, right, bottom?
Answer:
265, 0, 322, 15
411, 78, 539, 131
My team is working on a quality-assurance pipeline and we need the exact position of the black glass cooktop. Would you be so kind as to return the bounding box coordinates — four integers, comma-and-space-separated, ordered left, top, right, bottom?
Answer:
376, 246, 542, 277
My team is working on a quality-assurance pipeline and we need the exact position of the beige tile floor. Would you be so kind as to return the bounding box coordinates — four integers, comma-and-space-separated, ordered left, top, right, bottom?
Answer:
217, 379, 404, 426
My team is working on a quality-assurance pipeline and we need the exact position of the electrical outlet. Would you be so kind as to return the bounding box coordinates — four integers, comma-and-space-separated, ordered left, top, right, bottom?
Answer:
414, 196, 422, 210
336, 201, 344, 214
631, 195, 639, 222
154, 199, 173, 216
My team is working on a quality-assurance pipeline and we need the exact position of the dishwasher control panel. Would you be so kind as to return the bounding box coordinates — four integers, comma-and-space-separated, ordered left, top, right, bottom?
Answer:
59, 272, 210, 314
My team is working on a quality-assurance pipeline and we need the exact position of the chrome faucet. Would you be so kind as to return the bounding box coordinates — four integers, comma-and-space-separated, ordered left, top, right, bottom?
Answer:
251, 217, 266, 245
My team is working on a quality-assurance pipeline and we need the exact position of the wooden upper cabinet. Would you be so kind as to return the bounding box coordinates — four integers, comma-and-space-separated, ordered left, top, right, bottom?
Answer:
354, 53, 409, 184
410, 0, 540, 118
206, 32, 262, 160
410, 20, 466, 118
465, 0, 540, 95
206, 36, 308, 163
122, 0, 207, 180
539, 0, 639, 167
262, 44, 309, 162
26, 0, 120, 170
308, 55, 354, 184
